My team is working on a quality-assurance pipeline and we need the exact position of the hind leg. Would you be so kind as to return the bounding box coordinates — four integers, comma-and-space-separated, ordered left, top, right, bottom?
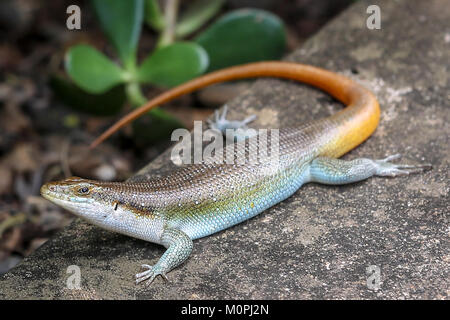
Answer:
306, 154, 431, 185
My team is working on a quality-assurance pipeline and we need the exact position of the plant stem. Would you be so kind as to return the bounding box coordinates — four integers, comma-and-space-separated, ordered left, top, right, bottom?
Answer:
126, 82, 147, 106
125, 82, 184, 126
123, 52, 138, 75
157, 0, 179, 48
175, 0, 225, 38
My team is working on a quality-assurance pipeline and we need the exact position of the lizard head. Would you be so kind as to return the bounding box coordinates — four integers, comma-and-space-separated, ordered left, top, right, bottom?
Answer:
41, 176, 164, 242
40, 176, 108, 224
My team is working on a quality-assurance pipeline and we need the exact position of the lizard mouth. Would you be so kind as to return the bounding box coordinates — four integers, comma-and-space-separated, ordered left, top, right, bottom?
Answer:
40, 182, 84, 203
40, 182, 98, 220
40, 182, 61, 201
40, 183, 76, 211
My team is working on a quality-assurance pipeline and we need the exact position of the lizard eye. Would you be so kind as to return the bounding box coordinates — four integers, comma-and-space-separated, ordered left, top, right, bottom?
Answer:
78, 186, 90, 194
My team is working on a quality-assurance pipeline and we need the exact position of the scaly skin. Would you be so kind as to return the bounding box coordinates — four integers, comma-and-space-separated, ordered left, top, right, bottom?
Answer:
40, 62, 429, 285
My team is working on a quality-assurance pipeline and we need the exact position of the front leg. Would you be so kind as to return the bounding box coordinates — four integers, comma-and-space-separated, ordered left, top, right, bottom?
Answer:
207, 104, 257, 141
307, 154, 431, 185
136, 227, 193, 286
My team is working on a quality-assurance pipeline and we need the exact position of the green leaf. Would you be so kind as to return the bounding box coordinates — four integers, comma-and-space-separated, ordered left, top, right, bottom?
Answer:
195, 9, 286, 71
138, 42, 209, 88
175, 0, 225, 38
144, 0, 165, 31
65, 45, 126, 94
50, 74, 126, 116
91, 0, 143, 66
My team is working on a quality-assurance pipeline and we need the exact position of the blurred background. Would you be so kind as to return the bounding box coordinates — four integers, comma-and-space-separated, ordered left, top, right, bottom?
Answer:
0, 0, 354, 275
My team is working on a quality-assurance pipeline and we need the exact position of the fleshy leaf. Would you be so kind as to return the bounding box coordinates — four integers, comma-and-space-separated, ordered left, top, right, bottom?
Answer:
91, 0, 143, 66
65, 45, 126, 94
195, 9, 286, 71
138, 42, 209, 88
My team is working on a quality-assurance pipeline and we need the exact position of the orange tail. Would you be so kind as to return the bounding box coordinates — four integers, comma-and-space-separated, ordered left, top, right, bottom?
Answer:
90, 61, 379, 152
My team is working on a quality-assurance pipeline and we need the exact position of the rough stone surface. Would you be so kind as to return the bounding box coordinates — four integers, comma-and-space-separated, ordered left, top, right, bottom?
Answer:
0, 0, 448, 299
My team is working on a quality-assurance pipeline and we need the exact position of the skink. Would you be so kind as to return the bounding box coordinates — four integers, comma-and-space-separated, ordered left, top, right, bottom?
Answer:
40, 62, 429, 285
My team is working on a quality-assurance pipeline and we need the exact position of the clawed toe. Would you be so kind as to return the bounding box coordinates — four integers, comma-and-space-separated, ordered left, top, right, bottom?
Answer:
380, 153, 401, 162
374, 153, 432, 177
135, 264, 169, 286
207, 104, 257, 133
136, 273, 151, 284
242, 114, 257, 125
220, 104, 228, 120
